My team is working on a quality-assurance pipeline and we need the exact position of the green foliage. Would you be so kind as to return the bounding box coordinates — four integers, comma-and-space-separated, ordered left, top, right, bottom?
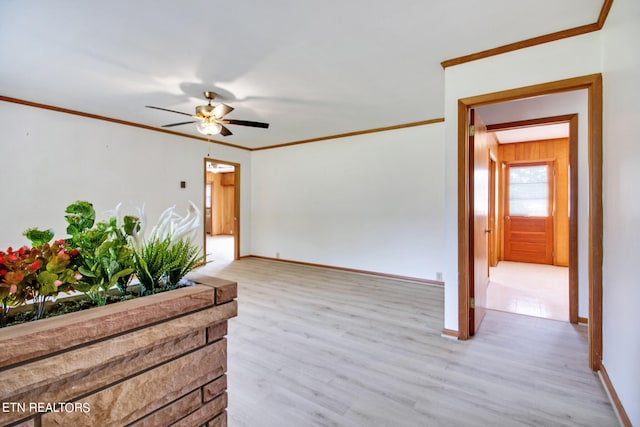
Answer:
133, 237, 173, 295
23, 228, 55, 246
123, 215, 141, 236
133, 237, 204, 295
0, 241, 80, 322
65, 201, 96, 235
65, 201, 138, 305
2, 200, 203, 327
165, 239, 204, 290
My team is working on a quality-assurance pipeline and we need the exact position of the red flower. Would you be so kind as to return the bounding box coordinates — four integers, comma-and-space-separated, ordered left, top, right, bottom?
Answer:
30, 261, 40, 271
0, 254, 5, 264
0, 269, 6, 277
57, 239, 66, 246
69, 249, 79, 257
7, 254, 17, 263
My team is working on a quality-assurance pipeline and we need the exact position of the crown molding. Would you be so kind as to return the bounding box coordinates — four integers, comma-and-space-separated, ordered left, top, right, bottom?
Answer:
441, 0, 614, 68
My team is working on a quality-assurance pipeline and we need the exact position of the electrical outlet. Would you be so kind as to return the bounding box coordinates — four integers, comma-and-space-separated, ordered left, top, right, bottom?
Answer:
276, 252, 280, 259
436, 272, 443, 281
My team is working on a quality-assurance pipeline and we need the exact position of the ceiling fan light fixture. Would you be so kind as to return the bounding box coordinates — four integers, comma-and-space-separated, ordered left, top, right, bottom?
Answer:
146, 90, 268, 138
195, 120, 222, 136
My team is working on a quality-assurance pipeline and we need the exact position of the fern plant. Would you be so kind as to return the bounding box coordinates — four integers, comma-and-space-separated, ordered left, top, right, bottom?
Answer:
165, 238, 204, 290
133, 237, 172, 295
132, 201, 204, 295
133, 237, 204, 295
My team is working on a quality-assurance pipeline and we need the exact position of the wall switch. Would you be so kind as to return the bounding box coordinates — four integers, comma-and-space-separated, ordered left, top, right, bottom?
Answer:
436, 272, 443, 281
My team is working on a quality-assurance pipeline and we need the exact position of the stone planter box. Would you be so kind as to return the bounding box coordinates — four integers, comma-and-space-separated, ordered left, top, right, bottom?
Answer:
0, 275, 237, 427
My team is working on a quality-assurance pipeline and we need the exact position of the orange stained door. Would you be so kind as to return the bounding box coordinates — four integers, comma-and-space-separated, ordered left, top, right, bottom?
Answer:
503, 161, 554, 265
469, 109, 489, 334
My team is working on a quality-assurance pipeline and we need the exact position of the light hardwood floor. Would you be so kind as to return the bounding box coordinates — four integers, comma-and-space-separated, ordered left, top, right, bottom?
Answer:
196, 258, 618, 427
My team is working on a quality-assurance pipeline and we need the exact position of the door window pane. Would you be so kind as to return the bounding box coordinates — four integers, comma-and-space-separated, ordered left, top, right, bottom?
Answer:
509, 165, 548, 216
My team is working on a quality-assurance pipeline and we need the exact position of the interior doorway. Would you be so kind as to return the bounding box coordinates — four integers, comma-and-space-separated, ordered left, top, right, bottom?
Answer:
204, 158, 240, 263
457, 74, 603, 371
483, 118, 576, 323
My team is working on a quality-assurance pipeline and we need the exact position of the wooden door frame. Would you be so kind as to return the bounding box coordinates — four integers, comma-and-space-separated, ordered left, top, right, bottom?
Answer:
457, 74, 603, 371
488, 152, 498, 268
203, 157, 241, 261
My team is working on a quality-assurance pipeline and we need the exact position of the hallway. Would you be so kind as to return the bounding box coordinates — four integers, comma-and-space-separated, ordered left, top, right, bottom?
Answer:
488, 261, 569, 321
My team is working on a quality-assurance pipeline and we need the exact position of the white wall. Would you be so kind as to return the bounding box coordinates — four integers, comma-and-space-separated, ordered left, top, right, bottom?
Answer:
0, 102, 252, 255
477, 90, 590, 318
444, 3, 639, 422
601, 0, 640, 423
251, 123, 445, 280
442, 31, 602, 331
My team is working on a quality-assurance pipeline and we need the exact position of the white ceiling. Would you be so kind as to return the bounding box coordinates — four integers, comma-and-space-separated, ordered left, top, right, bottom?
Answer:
494, 123, 570, 144
477, 89, 587, 143
0, 1, 604, 149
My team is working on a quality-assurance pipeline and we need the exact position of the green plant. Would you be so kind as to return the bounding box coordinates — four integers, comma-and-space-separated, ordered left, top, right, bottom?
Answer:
132, 202, 205, 295
1, 200, 203, 327
165, 238, 204, 290
64, 201, 138, 306
133, 236, 174, 295
0, 240, 80, 324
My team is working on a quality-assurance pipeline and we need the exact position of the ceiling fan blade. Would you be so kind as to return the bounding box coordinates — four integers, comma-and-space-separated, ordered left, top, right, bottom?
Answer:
213, 103, 234, 119
222, 119, 270, 128
219, 124, 233, 136
161, 121, 196, 128
146, 105, 193, 117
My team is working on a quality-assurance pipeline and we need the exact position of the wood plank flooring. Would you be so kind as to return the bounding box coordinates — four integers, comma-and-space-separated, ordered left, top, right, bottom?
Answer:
197, 258, 618, 427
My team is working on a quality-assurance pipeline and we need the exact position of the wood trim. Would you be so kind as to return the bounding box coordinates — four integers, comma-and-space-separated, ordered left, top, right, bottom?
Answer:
1, 95, 445, 153
441, 0, 613, 68
597, 0, 615, 28
457, 74, 603, 373
441, 328, 459, 339
486, 114, 577, 132
457, 101, 471, 340
568, 115, 579, 324
0, 95, 252, 151
233, 165, 241, 260
442, 23, 599, 68
599, 363, 633, 427
578, 316, 589, 324
588, 74, 603, 371
459, 75, 600, 107
247, 255, 445, 286
252, 118, 445, 151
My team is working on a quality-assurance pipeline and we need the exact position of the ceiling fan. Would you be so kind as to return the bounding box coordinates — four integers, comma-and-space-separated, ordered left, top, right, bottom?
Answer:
146, 91, 269, 137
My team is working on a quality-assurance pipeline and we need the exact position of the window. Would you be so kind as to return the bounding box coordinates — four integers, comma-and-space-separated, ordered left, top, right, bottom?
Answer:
508, 163, 550, 216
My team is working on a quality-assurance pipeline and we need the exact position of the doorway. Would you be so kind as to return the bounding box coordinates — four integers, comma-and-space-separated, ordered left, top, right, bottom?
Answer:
484, 117, 577, 323
204, 158, 240, 263
457, 74, 603, 371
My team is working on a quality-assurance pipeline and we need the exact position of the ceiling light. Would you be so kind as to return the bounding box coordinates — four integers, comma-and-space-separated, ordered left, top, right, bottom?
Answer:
196, 120, 222, 136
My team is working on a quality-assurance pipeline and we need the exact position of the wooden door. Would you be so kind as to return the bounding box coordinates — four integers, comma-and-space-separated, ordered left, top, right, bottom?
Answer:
469, 109, 489, 334
503, 161, 554, 265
